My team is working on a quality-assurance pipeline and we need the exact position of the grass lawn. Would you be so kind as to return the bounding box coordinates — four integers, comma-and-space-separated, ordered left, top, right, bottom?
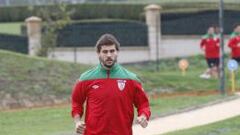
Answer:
0, 50, 238, 134
164, 115, 240, 135
126, 56, 236, 93
0, 50, 237, 109
0, 50, 89, 108
0, 22, 22, 35
139, 69, 219, 93
150, 94, 228, 117
0, 50, 235, 99
0, 94, 230, 135
0, 106, 74, 135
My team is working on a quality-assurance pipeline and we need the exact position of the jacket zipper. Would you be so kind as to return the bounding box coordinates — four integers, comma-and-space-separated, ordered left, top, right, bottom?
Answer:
107, 70, 110, 78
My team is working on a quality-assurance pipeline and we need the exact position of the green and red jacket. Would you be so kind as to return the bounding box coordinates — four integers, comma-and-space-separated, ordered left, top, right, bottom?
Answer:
228, 33, 240, 58
71, 63, 151, 135
200, 34, 220, 58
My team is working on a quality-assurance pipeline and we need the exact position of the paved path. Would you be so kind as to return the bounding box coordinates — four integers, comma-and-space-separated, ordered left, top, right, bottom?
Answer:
133, 93, 240, 135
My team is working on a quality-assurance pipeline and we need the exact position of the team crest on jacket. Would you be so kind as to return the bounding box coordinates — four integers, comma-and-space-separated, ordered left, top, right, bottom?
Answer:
117, 80, 126, 91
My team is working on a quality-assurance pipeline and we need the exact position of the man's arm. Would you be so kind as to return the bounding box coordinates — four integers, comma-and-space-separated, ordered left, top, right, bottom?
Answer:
200, 39, 206, 50
71, 80, 87, 134
133, 81, 151, 128
228, 38, 237, 48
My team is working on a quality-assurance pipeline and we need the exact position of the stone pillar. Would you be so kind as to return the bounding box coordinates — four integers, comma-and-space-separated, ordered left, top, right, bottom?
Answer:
145, 4, 162, 61
25, 16, 42, 56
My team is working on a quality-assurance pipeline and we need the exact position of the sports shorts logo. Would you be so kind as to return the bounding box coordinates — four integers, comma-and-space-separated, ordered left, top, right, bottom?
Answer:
117, 80, 126, 91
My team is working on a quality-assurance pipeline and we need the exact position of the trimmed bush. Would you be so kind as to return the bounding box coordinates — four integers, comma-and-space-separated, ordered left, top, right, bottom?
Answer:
0, 2, 240, 22
162, 10, 240, 35
0, 4, 145, 22
0, 34, 28, 54
56, 19, 148, 47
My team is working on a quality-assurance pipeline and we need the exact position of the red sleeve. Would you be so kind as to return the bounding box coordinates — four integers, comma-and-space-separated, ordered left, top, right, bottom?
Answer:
200, 39, 205, 49
133, 81, 151, 120
71, 80, 87, 118
228, 38, 237, 48
215, 38, 220, 47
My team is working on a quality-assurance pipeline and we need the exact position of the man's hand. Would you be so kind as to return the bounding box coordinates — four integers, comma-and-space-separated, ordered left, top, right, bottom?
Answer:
137, 114, 148, 128
75, 121, 86, 135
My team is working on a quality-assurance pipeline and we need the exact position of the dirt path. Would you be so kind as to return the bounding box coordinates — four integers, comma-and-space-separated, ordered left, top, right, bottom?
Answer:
132, 93, 240, 135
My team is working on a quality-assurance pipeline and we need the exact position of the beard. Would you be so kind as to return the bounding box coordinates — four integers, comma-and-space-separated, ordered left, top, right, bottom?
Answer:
104, 62, 114, 68
208, 34, 214, 37
100, 57, 117, 69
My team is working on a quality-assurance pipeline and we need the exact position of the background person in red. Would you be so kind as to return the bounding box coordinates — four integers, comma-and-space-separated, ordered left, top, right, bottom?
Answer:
71, 34, 151, 135
228, 24, 240, 63
200, 26, 220, 79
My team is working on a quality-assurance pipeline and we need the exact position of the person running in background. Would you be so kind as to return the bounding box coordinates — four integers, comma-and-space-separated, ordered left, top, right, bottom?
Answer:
200, 26, 220, 79
228, 24, 240, 63
214, 25, 221, 37
230, 24, 239, 39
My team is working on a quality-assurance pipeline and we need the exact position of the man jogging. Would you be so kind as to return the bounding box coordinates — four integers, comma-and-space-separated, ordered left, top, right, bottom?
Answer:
228, 24, 240, 63
199, 26, 220, 79
71, 34, 151, 135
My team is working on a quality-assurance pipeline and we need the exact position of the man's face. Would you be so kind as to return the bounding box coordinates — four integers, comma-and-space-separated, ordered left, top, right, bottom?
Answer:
98, 45, 118, 69
235, 26, 240, 33
208, 27, 215, 35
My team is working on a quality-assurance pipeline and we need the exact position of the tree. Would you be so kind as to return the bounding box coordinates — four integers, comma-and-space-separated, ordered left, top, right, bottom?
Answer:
36, 2, 73, 56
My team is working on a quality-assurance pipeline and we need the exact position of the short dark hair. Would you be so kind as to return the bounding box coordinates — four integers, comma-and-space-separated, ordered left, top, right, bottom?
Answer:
234, 23, 240, 28
95, 34, 120, 53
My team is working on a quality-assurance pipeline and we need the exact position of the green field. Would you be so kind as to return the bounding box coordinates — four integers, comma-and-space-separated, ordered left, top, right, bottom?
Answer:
150, 94, 230, 117
0, 50, 238, 135
0, 50, 89, 109
0, 50, 233, 105
0, 22, 22, 35
0, 94, 231, 135
0, 106, 73, 135
126, 56, 237, 93
164, 115, 240, 135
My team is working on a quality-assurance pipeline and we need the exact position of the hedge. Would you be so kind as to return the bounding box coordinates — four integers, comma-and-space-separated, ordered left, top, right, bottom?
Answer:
1, 2, 240, 22
56, 19, 148, 47
0, 34, 28, 54
18, 9, 240, 49
0, 3, 145, 22
161, 10, 240, 35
